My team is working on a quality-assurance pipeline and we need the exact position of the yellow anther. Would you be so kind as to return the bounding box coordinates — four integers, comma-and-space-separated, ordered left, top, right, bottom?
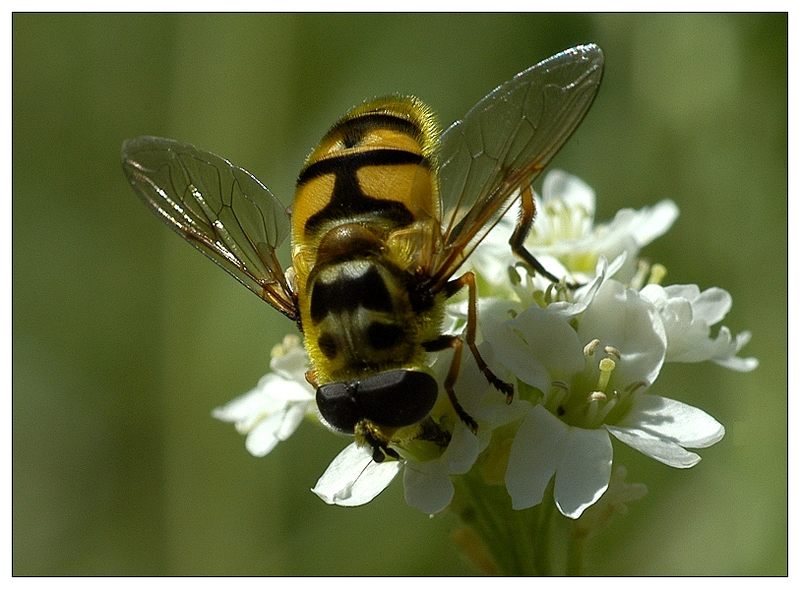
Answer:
648, 263, 667, 285
596, 357, 616, 392
584, 339, 601, 357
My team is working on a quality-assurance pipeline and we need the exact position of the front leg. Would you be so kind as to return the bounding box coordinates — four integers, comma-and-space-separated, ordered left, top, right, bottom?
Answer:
354, 420, 400, 463
441, 271, 514, 401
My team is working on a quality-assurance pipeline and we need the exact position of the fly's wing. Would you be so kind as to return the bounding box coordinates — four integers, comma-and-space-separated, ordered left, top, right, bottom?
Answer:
429, 44, 604, 288
121, 136, 298, 320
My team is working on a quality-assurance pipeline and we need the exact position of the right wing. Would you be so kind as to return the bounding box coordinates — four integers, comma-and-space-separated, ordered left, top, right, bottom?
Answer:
429, 44, 604, 288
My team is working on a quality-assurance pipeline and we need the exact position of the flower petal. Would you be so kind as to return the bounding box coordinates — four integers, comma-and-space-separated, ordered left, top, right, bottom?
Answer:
502, 305, 585, 391
270, 337, 311, 382
713, 331, 759, 372
442, 422, 481, 474
484, 321, 551, 393
553, 427, 612, 519
663, 285, 732, 326
542, 169, 596, 217
243, 414, 284, 457
312, 443, 401, 506
505, 405, 567, 510
605, 425, 701, 468
578, 279, 666, 385
614, 394, 725, 448
626, 199, 679, 247
276, 403, 307, 441
211, 377, 287, 427
403, 461, 454, 515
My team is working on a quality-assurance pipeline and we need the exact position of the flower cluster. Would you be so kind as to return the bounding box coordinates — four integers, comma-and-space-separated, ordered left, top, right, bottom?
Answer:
213, 170, 756, 519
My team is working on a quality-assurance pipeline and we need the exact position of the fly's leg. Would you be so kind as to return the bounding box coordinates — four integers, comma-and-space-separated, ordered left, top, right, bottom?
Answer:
355, 420, 400, 463
445, 271, 514, 401
423, 333, 478, 433
510, 184, 580, 288
304, 370, 319, 388
416, 416, 453, 448
424, 271, 514, 432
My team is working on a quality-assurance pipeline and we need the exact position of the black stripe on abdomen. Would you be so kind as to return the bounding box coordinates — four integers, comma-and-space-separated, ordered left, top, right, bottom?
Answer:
337, 113, 422, 149
298, 148, 427, 185
310, 265, 394, 324
299, 149, 427, 236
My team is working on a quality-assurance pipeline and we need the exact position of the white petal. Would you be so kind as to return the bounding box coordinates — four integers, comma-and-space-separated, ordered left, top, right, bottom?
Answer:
714, 353, 759, 372
615, 394, 725, 448
442, 423, 481, 474
627, 199, 679, 247
270, 342, 311, 383
542, 169, 596, 216
578, 279, 666, 385
712, 330, 758, 372
553, 427, 613, 519
605, 425, 701, 468
440, 343, 499, 422
639, 283, 668, 307
504, 305, 585, 389
211, 384, 278, 426
244, 415, 283, 457
276, 403, 307, 441
642, 284, 755, 370
505, 405, 567, 510
604, 252, 628, 279
556, 201, 675, 283
484, 321, 551, 393
311, 443, 401, 506
260, 378, 314, 403
682, 286, 732, 325
242, 402, 310, 457
403, 462, 454, 514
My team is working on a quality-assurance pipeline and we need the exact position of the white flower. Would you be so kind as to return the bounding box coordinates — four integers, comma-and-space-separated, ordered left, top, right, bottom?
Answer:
311, 349, 514, 514
312, 421, 481, 514
212, 334, 315, 457
212, 169, 755, 524
466, 170, 679, 289
528, 170, 679, 282
310, 443, 403, 507
640, 283, 758, 371
484, 278, 725, 518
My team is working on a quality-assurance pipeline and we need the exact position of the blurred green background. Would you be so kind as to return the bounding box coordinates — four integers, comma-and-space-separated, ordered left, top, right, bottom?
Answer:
12, 13, 786, 575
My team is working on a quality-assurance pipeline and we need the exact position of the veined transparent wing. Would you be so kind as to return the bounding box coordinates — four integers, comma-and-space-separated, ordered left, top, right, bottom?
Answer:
121, 136, 297, 320
430, 44, 604, 287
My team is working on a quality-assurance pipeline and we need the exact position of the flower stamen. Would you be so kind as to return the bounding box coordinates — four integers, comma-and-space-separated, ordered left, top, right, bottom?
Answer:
587, 391, 607, 402
630, 260, 650, 290
647, 263, 667, 285
584, 339, 601, 357
596, 357, 616, 393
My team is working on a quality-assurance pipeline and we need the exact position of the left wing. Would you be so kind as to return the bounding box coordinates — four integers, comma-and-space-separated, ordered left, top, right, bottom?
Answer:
121, 136, 297, 320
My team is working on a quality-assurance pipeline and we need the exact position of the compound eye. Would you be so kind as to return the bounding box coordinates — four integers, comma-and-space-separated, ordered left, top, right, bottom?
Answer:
357, 370, 438, 428
316, 382, 359, 434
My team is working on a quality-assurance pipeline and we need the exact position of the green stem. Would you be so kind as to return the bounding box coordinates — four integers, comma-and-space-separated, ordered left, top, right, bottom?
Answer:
532, 481, 555, 575
450, 472, 583, 576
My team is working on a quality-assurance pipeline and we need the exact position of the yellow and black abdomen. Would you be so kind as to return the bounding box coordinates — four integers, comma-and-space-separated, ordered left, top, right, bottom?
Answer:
290, 97, 443, 385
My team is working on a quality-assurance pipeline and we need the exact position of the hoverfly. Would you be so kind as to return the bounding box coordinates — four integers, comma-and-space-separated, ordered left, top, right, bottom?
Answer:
121, 44, 604, 462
